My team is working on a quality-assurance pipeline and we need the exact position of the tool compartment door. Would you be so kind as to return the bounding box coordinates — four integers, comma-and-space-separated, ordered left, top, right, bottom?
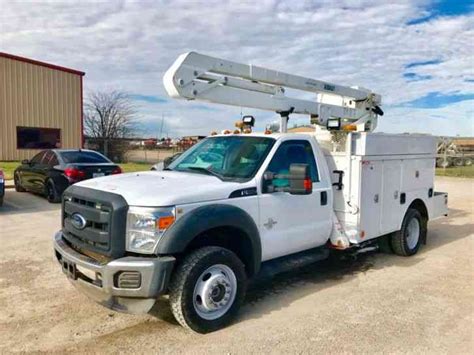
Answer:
380, 160, 402, 234
358, 160, 383, 239
430, 192, 448, 219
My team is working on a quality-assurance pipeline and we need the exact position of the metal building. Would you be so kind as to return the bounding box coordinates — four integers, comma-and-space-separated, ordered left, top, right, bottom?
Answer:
0, 52, 84, 161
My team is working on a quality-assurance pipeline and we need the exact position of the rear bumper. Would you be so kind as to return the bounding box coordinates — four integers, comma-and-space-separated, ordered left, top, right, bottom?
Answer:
53, 231, 175, 314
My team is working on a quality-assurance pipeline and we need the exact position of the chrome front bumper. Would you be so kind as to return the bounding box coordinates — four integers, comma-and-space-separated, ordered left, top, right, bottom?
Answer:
53, 231, 175, 314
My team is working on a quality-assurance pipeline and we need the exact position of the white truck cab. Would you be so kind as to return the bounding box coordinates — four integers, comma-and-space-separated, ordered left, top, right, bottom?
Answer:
53, 52, 448, 333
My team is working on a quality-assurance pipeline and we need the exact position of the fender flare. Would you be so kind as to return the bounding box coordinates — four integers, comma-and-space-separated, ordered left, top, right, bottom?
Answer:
156, 204, 262, 275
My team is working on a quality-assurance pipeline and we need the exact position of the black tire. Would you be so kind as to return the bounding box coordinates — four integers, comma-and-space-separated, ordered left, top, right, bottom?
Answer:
390, 208, 426, 256
14, 173, 26, 192
46, 180, 61, 203
169, 246, 247, 333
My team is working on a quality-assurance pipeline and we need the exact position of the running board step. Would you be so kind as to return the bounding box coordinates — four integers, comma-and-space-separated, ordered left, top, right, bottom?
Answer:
257, 247, 330, 280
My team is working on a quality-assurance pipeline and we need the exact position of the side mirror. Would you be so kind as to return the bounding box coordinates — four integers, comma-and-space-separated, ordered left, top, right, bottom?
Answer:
21, 159, 30, 165
263, 164, 312, 195
288, 164, 312, 195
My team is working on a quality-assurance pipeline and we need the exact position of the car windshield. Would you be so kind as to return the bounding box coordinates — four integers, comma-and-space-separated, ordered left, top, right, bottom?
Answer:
168, 136, 275, 181
60, 151, 110, 164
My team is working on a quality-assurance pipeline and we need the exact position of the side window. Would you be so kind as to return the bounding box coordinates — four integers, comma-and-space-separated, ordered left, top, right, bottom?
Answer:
42, 151, 58, 167
42, 151, 53, 165
30, 151, 46, 165
49, 153, 59, 167
265, 140, 319, 189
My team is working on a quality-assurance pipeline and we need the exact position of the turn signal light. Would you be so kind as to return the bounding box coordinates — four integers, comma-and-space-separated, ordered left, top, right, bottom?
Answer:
156, 216, 175, 230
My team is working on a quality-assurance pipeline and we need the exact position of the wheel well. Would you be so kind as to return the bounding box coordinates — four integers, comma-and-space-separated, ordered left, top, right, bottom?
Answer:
409, 199, 428, 221
185, 226, 256, 277
44, 178, 53, 191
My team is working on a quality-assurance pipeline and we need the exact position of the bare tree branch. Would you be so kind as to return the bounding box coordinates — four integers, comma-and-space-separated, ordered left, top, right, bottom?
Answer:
84, 90, 138, 140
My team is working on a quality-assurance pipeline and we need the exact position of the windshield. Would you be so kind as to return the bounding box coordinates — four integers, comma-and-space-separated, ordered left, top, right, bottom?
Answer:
168, 136, 275, 180
60, 151, 110, 164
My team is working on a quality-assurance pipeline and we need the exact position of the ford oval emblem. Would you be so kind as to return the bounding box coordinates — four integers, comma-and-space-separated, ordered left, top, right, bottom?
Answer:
71, 213, 87, 230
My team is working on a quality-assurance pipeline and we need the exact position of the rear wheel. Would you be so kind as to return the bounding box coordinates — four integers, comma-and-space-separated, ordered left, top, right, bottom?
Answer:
14, 173, 26, 192
390, 208, 425, 256
169, 246, 247, 333
46, 180, 61, 203
453, 158, 464, 167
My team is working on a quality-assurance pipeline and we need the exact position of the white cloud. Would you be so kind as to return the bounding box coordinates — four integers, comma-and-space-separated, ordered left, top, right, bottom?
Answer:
0, 0, 472, 137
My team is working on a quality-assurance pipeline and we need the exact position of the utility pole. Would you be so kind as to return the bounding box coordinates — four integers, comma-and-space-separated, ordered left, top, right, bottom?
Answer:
158, 113, 165, 163
159, 113, 164, 140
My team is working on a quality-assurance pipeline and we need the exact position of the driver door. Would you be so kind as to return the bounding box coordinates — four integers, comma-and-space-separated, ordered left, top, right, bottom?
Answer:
258, 139, 332, 261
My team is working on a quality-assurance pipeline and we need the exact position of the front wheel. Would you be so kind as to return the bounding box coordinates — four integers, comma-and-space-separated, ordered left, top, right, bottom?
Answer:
14, 173, 26, 192
391, 208, 426, 256
169, 246, 247, 333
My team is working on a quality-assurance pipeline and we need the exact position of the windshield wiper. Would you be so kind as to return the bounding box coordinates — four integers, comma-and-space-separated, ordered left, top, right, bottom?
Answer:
187, 166, 224, 180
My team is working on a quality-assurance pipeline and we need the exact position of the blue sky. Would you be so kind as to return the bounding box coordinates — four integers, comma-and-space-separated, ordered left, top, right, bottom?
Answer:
0, 0, 473, 137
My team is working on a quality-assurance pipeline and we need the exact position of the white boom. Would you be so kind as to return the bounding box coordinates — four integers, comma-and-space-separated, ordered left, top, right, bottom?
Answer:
163, 52, 383, 132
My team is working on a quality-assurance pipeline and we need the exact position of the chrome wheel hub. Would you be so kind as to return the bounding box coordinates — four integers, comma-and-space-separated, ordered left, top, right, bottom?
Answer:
406, 218, 420, 250
193, 264, 237, 320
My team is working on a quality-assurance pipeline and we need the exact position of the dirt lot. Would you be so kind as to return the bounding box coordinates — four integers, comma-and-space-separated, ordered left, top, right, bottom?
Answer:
0, 177, 472, 354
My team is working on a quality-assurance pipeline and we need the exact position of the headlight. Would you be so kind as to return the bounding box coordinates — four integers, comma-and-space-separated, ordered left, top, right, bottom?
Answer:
126, 206, 176, 254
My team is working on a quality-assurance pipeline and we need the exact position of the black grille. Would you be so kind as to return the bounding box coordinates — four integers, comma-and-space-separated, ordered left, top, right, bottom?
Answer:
62, 185, 128, 258
63, 198, 111, 251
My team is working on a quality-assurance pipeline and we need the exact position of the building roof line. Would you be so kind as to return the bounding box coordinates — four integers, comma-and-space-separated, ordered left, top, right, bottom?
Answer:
0, 52, 85, 76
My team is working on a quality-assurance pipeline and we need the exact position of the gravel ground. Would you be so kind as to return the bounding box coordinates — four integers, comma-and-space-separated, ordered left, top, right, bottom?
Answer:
0, 177, 472, 354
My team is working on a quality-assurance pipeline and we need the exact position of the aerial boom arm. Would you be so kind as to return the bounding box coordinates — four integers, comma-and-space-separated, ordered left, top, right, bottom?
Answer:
164, 52, 382, 132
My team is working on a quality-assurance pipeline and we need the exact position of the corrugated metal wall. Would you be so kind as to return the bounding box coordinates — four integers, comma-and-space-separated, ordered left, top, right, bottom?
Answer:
0, 55, 82, 161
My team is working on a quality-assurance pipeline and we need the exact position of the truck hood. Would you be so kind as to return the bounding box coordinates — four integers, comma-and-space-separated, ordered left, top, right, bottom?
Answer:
75, 170, 254, 206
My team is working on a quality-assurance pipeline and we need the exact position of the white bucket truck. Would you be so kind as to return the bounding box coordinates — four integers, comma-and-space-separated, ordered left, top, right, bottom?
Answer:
53, 52, 448, 333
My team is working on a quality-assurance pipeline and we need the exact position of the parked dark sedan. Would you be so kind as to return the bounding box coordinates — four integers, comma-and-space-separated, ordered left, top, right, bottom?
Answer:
14, 149, 122, 203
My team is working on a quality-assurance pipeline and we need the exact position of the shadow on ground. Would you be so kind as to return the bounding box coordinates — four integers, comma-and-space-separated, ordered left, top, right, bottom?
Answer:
0, 190, 60, 216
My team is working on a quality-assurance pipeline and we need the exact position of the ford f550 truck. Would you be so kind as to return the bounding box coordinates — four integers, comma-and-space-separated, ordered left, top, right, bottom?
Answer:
54, 52, 448, 333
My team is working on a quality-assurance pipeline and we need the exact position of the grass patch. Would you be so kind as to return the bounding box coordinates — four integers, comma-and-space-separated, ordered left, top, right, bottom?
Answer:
120, 162, 153, 173
0, 161, 20, 180
436, 165, 474, 178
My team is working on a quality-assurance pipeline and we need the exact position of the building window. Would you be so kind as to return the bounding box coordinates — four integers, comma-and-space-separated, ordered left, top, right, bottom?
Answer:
17, 126, 61, 149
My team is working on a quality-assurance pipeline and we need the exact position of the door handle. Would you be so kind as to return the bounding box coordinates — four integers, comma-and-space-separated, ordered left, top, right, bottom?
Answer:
320, 191, 328, 206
